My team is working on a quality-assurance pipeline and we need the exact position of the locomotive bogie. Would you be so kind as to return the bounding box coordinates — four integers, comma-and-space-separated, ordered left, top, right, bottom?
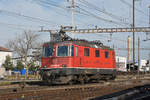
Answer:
40, 68, 116, 84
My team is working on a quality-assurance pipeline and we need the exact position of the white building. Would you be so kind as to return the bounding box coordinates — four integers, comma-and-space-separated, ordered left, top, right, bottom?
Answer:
139, 60, 149, 72
0, 46, 12, 77
116, 56, 127, 72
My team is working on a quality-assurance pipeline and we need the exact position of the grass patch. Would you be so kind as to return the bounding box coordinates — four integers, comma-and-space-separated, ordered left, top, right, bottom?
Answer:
0, 81, 12, 86
6, 75, 41, 80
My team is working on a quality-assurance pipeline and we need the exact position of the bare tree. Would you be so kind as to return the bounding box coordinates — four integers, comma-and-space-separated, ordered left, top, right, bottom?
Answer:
7, 30, 41, 78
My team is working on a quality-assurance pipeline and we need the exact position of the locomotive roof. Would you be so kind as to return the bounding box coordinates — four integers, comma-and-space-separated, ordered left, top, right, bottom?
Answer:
44, 40, 113, 50
44, 30, 113, 50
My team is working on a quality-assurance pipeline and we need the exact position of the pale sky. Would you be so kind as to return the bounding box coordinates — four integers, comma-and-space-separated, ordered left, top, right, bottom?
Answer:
0, 0, 150, 60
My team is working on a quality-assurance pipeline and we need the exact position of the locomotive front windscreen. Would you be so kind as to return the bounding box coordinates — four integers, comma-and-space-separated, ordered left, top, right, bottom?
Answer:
57, 45, 74, 57
43, 46, 53, 57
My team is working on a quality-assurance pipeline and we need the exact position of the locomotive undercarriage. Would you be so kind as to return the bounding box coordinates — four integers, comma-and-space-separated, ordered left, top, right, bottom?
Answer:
40, 68, 116, 85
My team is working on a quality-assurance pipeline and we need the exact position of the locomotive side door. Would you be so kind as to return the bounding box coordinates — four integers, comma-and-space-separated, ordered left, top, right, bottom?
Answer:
74, 46, 82, 67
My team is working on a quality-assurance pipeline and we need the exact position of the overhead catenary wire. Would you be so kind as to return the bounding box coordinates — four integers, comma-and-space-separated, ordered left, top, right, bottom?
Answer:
36, 1, 71, 22
93, 33, 130, 44
0, 22, 28, 30
35, 0, 95, 26
35, 0, 68, 11
78, 7, 130, 26
0, 21, 45, 31
34, 0, 130, 27
120, 0, 148, 16
35, 0, 130, 26
77, 0, 149, 27
78, 0, 129, 23
75, 0, 131, 26
1, 0, 149, 32
0, 9, 57, 26
120, 0, 149, 26
0, 22, 39, 28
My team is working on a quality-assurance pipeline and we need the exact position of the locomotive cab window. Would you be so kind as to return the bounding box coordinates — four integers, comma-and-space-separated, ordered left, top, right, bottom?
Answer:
95, 50, 100, 57
105, 51, 109, 58
75, 47, 78, 56
57, 45, 74, 57
57, 46, 68, 56
84, 48, 90, 56
69, 45, 74, 56
43, 46, 53, 57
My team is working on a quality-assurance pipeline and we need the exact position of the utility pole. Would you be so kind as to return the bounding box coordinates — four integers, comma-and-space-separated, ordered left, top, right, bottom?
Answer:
148, 5, 150, 40
149, 53, 150, 61
128, 36, 131, 71
71, 0, 75, 30
138, 37, 140, 75
149, 5, 150, 28
145, 5, 150, 41
132, 0, 135, 68
144, 5, 150, 41
148, 5, 150, 72
72, 0, 75, 39
67, 0, 75, 38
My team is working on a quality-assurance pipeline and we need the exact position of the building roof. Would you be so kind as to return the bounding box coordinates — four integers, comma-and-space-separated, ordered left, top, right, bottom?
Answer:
0, 46, 12, 52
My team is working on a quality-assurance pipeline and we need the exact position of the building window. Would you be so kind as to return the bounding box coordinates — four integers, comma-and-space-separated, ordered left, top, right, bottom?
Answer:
84, 48, 89, 56
95, 50, 100, 57
75, 47, 78, 56
105, 51, 109, 58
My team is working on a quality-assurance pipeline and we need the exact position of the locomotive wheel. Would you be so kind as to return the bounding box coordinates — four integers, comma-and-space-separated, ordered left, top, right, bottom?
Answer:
80, 78, 84, 84
68, 80, 73, 85
47, 79, 53, 85
78, 75, 87, 84
110, 75, 116, 80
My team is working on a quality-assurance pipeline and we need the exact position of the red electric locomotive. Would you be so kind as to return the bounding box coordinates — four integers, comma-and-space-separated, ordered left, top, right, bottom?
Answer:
40, 30, 116, 84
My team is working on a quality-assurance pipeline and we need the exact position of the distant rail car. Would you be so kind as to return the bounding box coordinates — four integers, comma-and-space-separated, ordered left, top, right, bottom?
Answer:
40, 31, 116, 84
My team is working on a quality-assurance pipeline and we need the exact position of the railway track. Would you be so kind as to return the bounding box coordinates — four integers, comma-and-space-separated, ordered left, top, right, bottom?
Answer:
0, 76, 150, 100
91, 84, 150, 100
0, 76, 149, 94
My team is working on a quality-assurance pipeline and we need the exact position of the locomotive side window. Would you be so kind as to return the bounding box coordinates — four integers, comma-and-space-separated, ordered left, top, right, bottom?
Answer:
95, 50, 100, 57
57, 46, 68, 56
75, 47, 78, 56
71, 45, 74, 56
105, 51, 109, 58
84, 48, 89, 56
43, 46, 53, 57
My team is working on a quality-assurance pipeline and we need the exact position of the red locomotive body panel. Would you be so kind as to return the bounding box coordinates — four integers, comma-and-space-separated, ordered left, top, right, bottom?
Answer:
41, 41, 116, 70
40, 40, 116, 84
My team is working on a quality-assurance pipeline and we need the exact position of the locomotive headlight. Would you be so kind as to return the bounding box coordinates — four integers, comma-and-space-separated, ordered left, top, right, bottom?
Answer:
62, 64, 67, 67
47, 72, 51, 76
44, 66, 47, 68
